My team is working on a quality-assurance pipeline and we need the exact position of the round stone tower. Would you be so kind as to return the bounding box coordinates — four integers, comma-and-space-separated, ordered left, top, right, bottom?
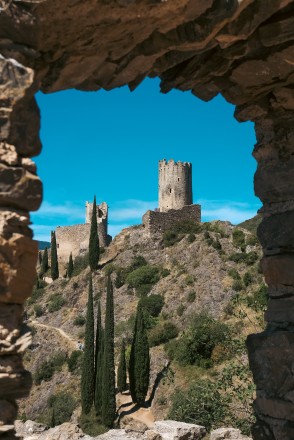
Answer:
158, 159, 193, 212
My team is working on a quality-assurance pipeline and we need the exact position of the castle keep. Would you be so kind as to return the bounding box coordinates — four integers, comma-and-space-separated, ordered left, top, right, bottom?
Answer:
55, 201, 111, 262
143, 159, 201, 234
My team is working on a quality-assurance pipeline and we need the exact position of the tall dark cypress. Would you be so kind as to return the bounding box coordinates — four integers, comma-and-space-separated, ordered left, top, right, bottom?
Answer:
102, 275, 116, 427
50, 232, 59, 280
40, 247, 49, 275
129, 304, 150, 405
89, 196, 100, 271
81, 275, 95, 414
67, 252, 74, 278
94, 301, 103, 416
38, 251, 43, 266
117, 339, 127, 393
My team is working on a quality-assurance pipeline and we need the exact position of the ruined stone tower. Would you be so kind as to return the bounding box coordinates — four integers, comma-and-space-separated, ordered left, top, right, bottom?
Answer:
159, 159, 193, 212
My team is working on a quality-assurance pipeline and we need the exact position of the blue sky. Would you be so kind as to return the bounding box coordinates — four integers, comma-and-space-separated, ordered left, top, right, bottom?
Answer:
31, 77, 260, 242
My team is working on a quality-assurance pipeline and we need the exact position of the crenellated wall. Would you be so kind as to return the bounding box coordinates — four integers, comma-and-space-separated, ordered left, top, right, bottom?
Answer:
1, 1, 294, 438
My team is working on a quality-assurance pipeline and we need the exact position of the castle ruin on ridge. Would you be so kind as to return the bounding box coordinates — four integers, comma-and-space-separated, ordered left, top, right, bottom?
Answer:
55, 201, 112, 263
143, 159, 201, 234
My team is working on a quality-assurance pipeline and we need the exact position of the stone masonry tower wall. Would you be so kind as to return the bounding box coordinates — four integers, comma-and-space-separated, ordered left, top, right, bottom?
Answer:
159, 159, 193, 212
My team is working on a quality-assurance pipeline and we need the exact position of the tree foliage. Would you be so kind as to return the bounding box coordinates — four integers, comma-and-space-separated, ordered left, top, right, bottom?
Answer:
129, 304, 150, 405
40, 247, 49, 276
81, 275, 95, 414
67, 252, 74, 278
89, 196, 100, 271
50, 232, 59, 280
102, 276, 116, 427
117, 339, 127, 393
95, 301, 103, 416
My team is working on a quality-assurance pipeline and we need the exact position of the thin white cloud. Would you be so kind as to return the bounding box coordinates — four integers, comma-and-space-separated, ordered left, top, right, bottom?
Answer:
110, 199, 157, 222
35, 201, 85, 220
198, 199, 261, 224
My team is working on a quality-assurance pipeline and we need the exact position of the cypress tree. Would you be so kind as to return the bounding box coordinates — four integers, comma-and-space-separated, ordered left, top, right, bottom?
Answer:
94, 301, 103, 416
40, 247, 49, 276
67, 252, 74, 278
50, 232, 59, 280
38, 251, 43, 266
129, 304, 150, 405
117, 339, 127, 393
81, 275, 95, 414
101, 275, 116, 427
89, 196, 100, 271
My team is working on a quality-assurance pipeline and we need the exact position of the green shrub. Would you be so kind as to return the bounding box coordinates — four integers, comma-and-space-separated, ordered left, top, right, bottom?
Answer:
34, 360, 55, 385
26, 286, 45, 306
233, 229, 246, 250
51, 351, 67, 370
48, 392, 76, 426
163, 230, 179, 247
129, 255, 147, 271
232, 279, 243, 292
67, 350, 83, 373
73, 315, 86, 326
136, 284, 153, 297
246, 283, 268, 311
172, 220, 202, 234
34, 304, 43, 317
161, 268, 170, 277
139, 294, 164, 317
229, 251, 258, 266
185, 275, 194, 285
126, 265, 160, 289
177, 304, 186, 316
246, 234, 258, 246
187, 291, 196, 302
167, 312, 229, 366
243, 272, 253, 286
169, 379, 227, 431
79, 408, 107, 437
73, 253, 89, 276
149, 322, 179, 347
104, 264, 115, 276
188, 233, 196, 243
228, 268, 241, 280
48, 294, 66, 313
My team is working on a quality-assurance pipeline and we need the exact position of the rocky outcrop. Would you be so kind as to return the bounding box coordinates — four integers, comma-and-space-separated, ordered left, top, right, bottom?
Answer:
1, 1, 294, 438
210, 428, 252, 440
15, 421, 206, 440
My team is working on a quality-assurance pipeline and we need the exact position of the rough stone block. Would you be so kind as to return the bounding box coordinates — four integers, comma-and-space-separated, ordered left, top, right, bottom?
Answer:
154, 420, 206, 440
0, 233, 38, 304
0, 163, 42, 212
258, 211, 294, 254
265, 297, 294, 323
247, 331, 294, 403
261, 254, 294, 288
210, 427, 252, 439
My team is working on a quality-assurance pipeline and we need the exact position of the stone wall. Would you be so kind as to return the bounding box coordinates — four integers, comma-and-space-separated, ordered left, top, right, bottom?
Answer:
142, 204, 201, 235
159, 159, 193, 212
55, 223, 111, 263
1, 1, 294, 438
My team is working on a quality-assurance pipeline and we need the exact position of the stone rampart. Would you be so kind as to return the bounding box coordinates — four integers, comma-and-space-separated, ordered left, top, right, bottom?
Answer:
142, 204, 201, 235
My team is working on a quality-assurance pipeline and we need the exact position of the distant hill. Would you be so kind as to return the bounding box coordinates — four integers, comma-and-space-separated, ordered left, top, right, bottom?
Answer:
238, 214, 262, 234
38, 241, 51, 250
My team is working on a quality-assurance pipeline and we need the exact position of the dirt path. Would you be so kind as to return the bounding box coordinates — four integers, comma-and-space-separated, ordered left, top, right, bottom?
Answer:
117, 392, 155, 429
30, 320, 77, 350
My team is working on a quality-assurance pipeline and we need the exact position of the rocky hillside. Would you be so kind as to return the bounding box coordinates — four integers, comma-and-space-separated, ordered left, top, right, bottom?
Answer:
20, 219, 265, 436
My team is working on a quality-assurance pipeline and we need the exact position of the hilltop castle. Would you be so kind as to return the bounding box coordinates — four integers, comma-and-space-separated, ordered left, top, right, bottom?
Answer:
55, 201, 112, 263
143, 159, 201, 234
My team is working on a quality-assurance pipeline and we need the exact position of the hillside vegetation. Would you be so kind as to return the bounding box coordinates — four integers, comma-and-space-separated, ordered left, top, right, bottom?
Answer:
21, 219, 266, 436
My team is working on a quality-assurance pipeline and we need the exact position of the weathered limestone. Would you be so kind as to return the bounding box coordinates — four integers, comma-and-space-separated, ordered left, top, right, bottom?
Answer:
0, 53, 41, 437
0, 1, 294, 438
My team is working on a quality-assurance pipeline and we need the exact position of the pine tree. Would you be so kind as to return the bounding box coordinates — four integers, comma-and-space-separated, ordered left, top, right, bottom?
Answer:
102, 275, 116, 427
67, 252, 74, 278
117, 339, 127, 393
40, 247, 49, 276
89, 195, 100, 271
94, 301, 103, 416
50, 232, 59, 280
129, 304, 150, 405
81, 275, 95, 414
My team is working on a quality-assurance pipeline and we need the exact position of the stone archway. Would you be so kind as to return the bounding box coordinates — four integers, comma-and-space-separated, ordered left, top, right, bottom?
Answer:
1, 1, 294, 438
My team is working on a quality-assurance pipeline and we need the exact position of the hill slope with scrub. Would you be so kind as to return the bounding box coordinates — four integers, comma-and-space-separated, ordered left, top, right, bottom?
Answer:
20, 219, 266, 436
